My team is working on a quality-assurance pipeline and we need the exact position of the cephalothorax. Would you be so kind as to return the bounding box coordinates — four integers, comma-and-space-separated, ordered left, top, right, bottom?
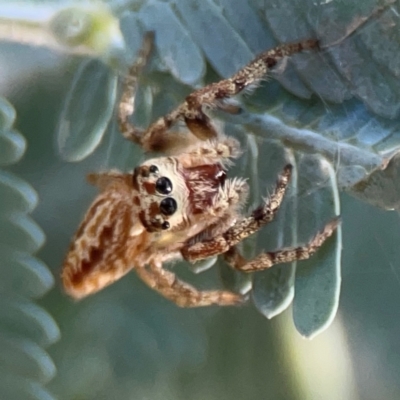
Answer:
62, 34, 339, 307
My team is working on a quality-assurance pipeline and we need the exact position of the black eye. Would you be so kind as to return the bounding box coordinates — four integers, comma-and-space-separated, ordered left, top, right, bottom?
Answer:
149, 165, 159, 174
161, 221, 170, 230
156, 177, 173, 195
159, 197, 177, 216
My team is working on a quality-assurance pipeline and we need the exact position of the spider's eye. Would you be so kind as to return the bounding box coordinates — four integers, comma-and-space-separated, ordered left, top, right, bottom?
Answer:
149, 165, 159, 174
161, 221, 170, 230
156, 177, 172, 195
159, 197, 177, 216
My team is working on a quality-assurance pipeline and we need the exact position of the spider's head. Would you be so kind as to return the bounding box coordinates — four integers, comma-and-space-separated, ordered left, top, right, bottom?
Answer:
132, 157, 189, 233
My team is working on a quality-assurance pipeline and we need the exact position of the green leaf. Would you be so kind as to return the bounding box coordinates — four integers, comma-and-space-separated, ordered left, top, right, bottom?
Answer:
0, 335, 56, 383
0, 170, 38, 214
0, 214, 45, 253
57, 59, 117, 162
292, 155, 342, 338
0, 97, 58, 399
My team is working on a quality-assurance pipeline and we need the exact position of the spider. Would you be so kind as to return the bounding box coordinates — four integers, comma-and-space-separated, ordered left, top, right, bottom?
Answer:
62, 33, 339, 307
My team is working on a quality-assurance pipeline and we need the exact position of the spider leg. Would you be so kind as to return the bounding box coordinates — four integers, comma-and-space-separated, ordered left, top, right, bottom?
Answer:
225, 218, 340, 272
116, 32, 201, 153
140, 39, 318, 142
182, 164, 292, 262
209, 177, 249, 217
86, 170, 131, 191
176, 135, 242, 168
118, 32, 154, 146
223, 246, 247, 270
135, 261, 245, 307
184, 178, 249, 250
118, 37, 318, 150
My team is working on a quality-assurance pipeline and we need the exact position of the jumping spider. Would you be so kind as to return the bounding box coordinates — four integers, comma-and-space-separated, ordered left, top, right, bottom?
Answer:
62, 33, 339, 307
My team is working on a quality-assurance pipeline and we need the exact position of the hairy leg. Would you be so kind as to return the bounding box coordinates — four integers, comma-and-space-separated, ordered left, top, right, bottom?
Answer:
223, 246, 247, 270
135, 261, 244, 307
176, 135, 241, 168
210, 178, 249, 217
140, 39, 319, 143
118, 32, 154, 146
227, 217, 340, 272
86, 170, 131, 191
182, 165, 292, 262
184, 177, 249, 250
118, 37, 318, 151
117, 33, 199, 153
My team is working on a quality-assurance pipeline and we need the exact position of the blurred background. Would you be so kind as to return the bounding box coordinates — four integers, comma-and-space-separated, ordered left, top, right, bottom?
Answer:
2, 0, 400, 399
